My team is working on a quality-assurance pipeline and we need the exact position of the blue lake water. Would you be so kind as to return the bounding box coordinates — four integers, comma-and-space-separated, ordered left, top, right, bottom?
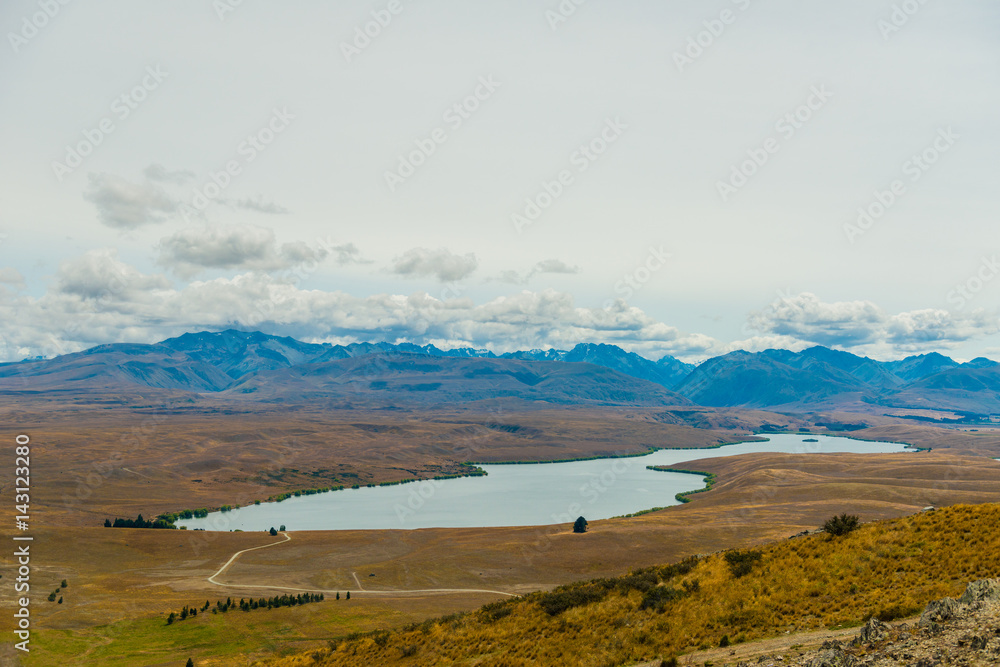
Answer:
177, 433, 913, 532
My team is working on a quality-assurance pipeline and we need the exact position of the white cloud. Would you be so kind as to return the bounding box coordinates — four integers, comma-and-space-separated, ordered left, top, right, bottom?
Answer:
55, 248, 172, 299
155, 225, 332, 278
499, 259, 581, 284
143, 163, 195, 185
0, 268, 25, 289
741, 292, 1000, 355
234, 196, 290, 215
391, 247, 478, 282
0, 256, 718, 361
83, 173, 178, 229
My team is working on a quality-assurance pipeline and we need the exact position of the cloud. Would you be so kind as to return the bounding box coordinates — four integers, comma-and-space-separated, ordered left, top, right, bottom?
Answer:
391, 247, 478, 282
325, 242, 370, 265
156, 225, 332, 278
500, 259, 580, 284
84, 173, 178, 229
742, 292, 1000, 354
0, 268, 25, 288
55, 249, 172, 300
235, 196, 290, 215
6, 264, 998, 365
143, 163, 195, 185
0, 255, 718, 361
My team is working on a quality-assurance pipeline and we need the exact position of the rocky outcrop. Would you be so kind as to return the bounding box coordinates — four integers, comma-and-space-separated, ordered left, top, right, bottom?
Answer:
729, 579, 1000, 667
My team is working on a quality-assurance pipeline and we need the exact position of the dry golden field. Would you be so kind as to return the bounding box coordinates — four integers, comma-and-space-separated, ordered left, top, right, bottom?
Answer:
2, 396, 1000, 665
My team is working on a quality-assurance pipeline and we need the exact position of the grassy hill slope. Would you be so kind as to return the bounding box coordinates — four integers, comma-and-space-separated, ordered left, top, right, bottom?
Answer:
269, 503, 1000, 667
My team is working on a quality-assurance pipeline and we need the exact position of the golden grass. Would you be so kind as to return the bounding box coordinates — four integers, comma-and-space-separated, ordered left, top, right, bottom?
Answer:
267, 503, 1000, 667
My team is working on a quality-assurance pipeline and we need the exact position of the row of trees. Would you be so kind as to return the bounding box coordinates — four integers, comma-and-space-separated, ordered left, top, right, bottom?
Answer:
103, 514, 176, 529
167, 593, 328, 624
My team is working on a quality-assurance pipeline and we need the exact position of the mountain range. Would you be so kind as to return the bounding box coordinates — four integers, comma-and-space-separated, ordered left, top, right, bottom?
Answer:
1, 329, 998, 414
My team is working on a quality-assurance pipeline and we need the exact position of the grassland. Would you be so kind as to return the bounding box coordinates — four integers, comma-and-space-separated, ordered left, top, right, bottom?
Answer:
4, 396, 1000, 665
4, 449, 999, 665
269, 502, 1000, 666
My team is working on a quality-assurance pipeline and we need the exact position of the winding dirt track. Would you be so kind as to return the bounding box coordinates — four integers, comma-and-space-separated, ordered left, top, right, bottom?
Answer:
207, 532, 518, 598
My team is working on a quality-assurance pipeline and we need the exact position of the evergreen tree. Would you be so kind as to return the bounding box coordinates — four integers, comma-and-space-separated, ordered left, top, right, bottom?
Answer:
57, 597, 63, 604
346, 591, 350, 600
573, 516, 588, 533
269, 527, 277, 536
336, 592, 340, 600
104, 519, 112, 527
167, 612, 176, 625
61, 579, 68, 588
186, 659, 194, 667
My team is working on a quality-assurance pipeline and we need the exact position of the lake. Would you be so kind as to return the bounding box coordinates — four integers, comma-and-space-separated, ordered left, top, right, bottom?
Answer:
176, 433, 913, 532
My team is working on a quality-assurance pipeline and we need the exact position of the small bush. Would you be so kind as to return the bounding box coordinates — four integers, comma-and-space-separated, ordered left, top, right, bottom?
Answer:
824, 513, 861, 536
724, 549, 763, 578
538, 584, 608, 615
479, 600, 513, 623
639, 585, 683, 613
719, 634, 731, 647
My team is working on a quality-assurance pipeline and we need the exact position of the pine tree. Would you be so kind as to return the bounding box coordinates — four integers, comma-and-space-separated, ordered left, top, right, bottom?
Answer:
186, 659, 194, 667
104, 519, 112, 527
61, 579, 68, 588
57, 597, 63, 604
573, 516, 588, 533
346, 591, 350, 600
336, 592, 340, 600
167, 612, 176, 625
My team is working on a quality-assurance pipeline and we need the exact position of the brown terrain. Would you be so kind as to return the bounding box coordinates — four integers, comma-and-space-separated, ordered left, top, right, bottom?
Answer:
2, 390, 1000, 664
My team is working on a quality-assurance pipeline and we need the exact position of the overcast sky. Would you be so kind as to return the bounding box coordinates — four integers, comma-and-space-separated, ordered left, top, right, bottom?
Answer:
1, 0, 998, 363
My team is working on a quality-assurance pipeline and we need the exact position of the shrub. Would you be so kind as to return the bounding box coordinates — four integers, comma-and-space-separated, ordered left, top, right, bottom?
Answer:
639, 585, 683, 613
824, 513, 861, 536
538, 584, 608, 615
480, 600, 514, 623
724, 549, 763, 578
616, 569, 660, 593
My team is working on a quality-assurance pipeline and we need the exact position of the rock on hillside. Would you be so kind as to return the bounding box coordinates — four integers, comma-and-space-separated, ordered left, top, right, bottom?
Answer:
720, 579, 1000, 667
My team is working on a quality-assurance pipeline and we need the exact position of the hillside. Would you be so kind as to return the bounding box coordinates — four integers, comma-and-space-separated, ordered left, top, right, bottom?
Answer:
881, 365, 1000, 414
221, 352, 692, 407
674, 350, 867, 409
3, 330, 1000, 414
268, 503, 1000, 667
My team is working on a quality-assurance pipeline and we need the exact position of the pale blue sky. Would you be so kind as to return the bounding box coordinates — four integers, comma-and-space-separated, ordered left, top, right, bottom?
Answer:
1, 0, 998, 362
